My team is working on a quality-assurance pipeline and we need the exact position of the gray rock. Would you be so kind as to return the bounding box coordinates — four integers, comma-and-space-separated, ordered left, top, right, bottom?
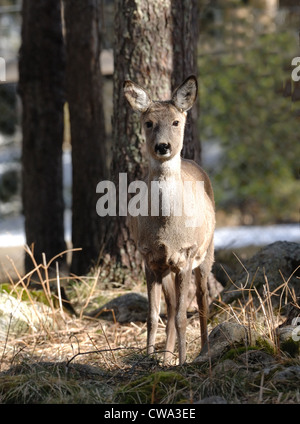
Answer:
88, 292, 148, 323
271, 366, 300, 386
212, 359, 240, 375
0, 291, 54, 338
237, 350, 275, 366
277, 325, 300, 342
260, 364, 283, 378
277, 325, 300, 356
194, 322, 258, 363
220, 241, 300, 310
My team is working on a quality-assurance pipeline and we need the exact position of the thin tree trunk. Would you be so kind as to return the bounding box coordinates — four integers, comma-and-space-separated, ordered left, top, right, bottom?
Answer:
19, 0, 66, 274
64, 0, 106, 275
171, 0, 200, 163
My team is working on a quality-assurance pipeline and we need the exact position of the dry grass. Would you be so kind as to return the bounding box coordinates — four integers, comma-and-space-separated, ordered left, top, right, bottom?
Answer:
0, 247, 299, 404
210, 256, 300, 353
0, 246, 164, 373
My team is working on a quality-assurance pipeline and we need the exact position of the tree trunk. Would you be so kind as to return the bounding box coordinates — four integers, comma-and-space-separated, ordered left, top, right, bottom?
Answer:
171, 0, 200, 163
19, 0, 66, 275
103, 0, 173, 278
64, 0, 106, 275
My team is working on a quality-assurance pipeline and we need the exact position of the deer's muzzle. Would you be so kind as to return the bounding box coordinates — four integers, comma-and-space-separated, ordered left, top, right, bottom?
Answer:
155, 143, 171, 156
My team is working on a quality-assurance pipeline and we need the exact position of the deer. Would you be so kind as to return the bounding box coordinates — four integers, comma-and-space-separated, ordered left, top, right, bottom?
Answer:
124, 75, 215, 365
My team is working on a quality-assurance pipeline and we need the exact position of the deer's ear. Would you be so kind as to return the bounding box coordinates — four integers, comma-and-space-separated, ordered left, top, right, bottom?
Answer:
172, 75, 198, 112
124, 80, 152, 113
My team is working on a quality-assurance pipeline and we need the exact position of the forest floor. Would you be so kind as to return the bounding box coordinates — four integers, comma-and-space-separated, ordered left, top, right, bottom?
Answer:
0, 246, 299, 406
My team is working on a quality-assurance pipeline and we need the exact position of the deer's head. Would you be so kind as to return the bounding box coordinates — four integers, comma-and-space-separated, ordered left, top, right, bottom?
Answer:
124, 76, 198, 162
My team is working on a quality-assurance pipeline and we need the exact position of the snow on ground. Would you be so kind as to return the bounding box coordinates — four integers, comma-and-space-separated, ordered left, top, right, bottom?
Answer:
213, 223, 300, 249
0, 212, 299, 250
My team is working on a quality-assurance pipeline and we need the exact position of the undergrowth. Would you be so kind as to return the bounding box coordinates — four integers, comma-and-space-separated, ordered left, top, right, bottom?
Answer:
0, 245, 299, 404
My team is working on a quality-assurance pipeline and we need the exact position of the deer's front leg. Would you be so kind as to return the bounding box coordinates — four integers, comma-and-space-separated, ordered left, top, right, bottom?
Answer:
162, 273, 176, 364
145, 266, 162, 355
175, 264, 192, 365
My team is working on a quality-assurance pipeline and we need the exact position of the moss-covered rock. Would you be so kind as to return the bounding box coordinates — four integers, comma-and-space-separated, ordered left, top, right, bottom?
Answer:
194, 322, 260, 364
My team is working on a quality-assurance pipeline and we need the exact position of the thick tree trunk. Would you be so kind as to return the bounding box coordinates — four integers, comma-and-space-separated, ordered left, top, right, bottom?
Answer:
171, 0, 200, 163
64, 0, 106, 275
104, 0, 173, 276
19, 0, 66, 274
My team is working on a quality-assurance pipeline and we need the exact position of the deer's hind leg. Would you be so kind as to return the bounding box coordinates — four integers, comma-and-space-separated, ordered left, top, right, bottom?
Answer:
194, 239, 214, 348
162, 272, 176, 364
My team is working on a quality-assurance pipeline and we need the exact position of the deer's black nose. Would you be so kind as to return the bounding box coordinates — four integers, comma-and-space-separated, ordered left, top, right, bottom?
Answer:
155, 143, 171, 156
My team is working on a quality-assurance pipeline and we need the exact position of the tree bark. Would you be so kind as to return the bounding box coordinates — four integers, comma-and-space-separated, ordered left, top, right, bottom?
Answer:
19, 0, 66, 274
171, 0, 200, 163
64, 0, 106, 275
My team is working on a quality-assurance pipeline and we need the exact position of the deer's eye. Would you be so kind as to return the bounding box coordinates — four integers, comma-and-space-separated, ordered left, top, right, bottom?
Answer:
145, 121, 153, 128
172, 120, 179, 127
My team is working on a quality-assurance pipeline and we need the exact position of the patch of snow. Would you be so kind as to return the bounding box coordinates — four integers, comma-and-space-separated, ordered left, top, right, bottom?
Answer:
0, 212, 299, 250
0, 210, 71, 247
214, 224, 300, 250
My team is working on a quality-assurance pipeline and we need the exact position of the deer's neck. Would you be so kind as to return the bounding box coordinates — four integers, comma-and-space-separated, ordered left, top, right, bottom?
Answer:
148, 155, 182, 182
